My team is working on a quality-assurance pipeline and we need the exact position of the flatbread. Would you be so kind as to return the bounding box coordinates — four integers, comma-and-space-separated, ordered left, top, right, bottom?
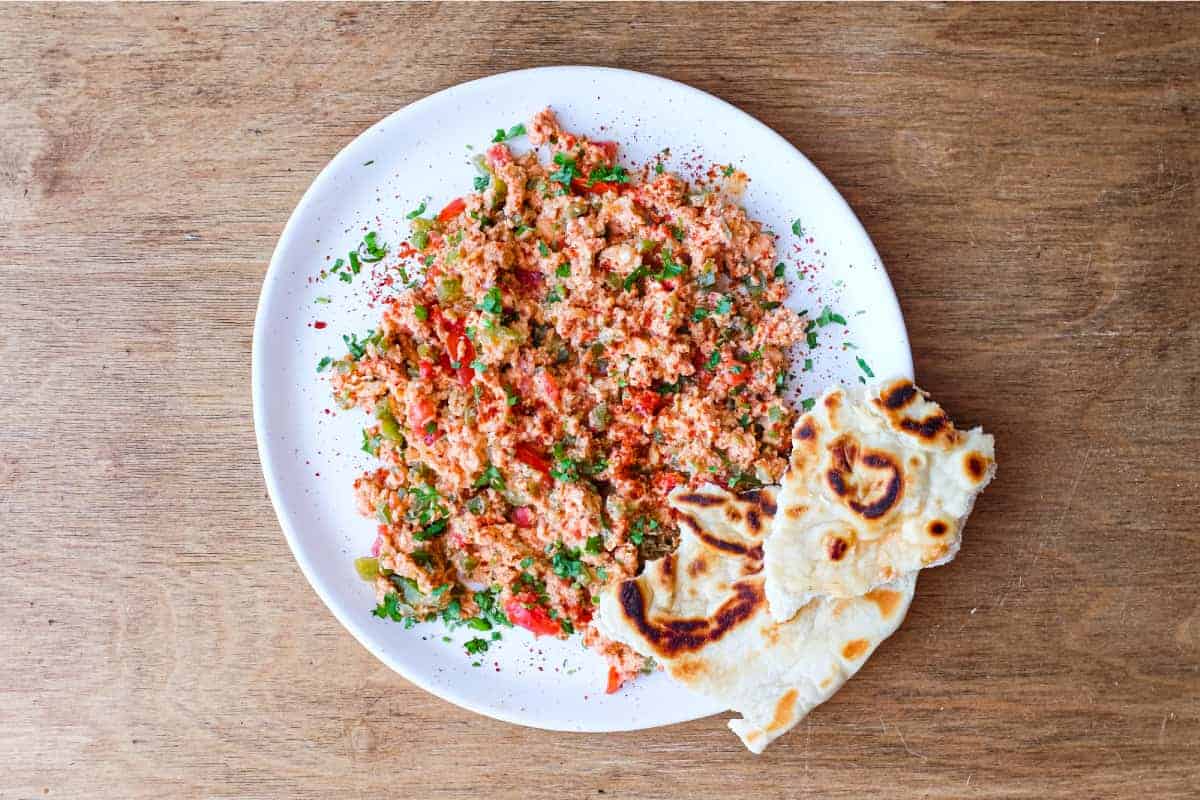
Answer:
765, 379, 994, 621
594, 484, 916, 753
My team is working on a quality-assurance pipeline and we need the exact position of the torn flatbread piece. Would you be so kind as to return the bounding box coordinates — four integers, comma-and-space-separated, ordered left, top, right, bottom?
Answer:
594, 484, 916, 754
765, 379, 994, 621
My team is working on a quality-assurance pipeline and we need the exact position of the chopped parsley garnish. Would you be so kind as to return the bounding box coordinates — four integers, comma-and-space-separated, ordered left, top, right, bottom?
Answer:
407, 202, 427, 220
550, 440, 580, 482
629, 516, 659, 546
728, 470, 764, 491
556, 262, 571, 278
815, 306, 847, 327
585, 535, 604, 555
372, 593, 406, 622
413, 517, 448, 542
361, 231, 388, 262
806, 329, 819, 349
472, 464, 506, 493
348, 251, 362, 275
464, 637, 490, 654
413, 304, 428, 321
706, 350, 721, 370
548, 152, 579, 185
715, 296, 733, 315
503, 386, 519, 407
343, 329, 382, 360
491, 123, 527, 143
410, 549, 432, 567
655, 377, 686, 395
791, 218, 805, 237
361, 428, 382, 455
692, 307, 710, 323
314, 296, 331, 304
538, 240, 550, 257
550, 542, 586, 581
478, 286, 503, 314
722, 164, 736, 177
801, 397, 816, 412
856, 356, 875, 378
655, 249, 684, 280
473, 174, 489, 191
470, 359, 486, 373
338, 271, 352, 283
774, 262, 786, 278
623, 265, 650, 291
316, 356, 333, 373
587, 164, 630, 185
546, 285, 564, 304
803, 357, 813, 372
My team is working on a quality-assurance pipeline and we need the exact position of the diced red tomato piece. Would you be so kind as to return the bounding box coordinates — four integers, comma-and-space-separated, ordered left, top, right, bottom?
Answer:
536, 370, 561, 407
407, 396, 436, 431
727, 367, 752, 386
504, 594, 560, 637
512, 506, 535, 528
486, 143, 513, 169
514, 443, 552, 475
437, 197, 466, 224
631, 389, 663, 416
418, 360, 439, 382
570, 177, 622, 196
606, 666, 622, 694
445, 328, 476, 386
653, 470, 686, 493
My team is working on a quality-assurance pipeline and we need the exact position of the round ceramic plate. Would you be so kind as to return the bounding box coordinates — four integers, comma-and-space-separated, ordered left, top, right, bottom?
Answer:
253, 66, 912, 732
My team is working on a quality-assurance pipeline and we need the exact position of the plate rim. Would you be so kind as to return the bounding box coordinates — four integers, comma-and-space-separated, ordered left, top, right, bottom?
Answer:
252, 64, 912, 732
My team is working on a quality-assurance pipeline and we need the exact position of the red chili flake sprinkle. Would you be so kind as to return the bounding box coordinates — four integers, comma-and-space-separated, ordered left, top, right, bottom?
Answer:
313, 320, 327, 329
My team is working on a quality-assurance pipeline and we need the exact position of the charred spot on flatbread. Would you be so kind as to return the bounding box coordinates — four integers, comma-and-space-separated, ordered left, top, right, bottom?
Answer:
841, 638, 870, 660
825, 439, 904, 522
697, 528, 755, 557
927, 519, 949, 537
766, 689, 799, 733
688, 555, 710, 577
878, 380, 918, 410
827, 536, 851, 561
864, 588, 903, 618
617, 579, 765, 658
675, 491, 725, 508
965, 452, 989, 483
742, 488, 778, 520
796, 419, 817, 441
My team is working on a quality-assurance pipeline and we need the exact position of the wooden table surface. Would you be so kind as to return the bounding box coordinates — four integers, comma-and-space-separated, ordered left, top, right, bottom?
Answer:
2, 3, 1198, 798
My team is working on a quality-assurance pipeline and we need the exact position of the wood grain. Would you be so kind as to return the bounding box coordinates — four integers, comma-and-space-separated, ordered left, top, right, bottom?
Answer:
2, 3, 1198, 798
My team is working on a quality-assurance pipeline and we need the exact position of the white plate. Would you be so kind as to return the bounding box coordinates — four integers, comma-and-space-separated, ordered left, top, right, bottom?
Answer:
253, 66, 912, 732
